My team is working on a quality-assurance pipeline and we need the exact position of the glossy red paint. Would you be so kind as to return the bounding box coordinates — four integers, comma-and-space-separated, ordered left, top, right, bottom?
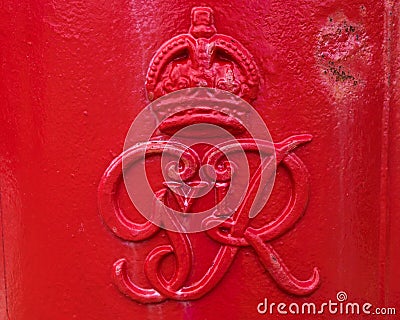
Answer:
1, 1, 399, 320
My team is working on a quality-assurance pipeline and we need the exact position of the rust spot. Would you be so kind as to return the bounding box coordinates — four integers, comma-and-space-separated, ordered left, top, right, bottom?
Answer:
317, 14, 363, 61
325, 61, 356, 83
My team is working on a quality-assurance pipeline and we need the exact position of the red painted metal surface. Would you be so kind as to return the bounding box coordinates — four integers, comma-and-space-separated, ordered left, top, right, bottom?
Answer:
0, 1, 399, 319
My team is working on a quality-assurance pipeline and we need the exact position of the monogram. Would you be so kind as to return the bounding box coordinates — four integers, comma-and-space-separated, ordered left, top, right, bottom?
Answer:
98, 7, 320, 303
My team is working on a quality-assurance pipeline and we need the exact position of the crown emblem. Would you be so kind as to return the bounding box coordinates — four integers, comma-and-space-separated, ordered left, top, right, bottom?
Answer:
145, 7, 260, 102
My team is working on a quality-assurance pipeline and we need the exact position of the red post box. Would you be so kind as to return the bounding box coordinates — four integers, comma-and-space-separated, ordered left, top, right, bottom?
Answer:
1, 1, 399, 319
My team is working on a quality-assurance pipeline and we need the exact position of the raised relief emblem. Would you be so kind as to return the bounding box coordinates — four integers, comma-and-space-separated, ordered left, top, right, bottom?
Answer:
145, 6, 259, 103
98, 7, 320, 304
